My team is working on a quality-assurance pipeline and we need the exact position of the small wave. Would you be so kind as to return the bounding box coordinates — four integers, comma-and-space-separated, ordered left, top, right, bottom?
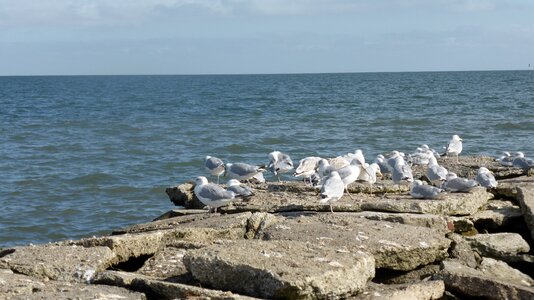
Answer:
67, 173, 120, 185
495, 122, 534, 131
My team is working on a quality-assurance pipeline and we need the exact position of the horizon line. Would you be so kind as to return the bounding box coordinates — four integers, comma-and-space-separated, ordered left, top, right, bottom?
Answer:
1, 68, 532, 77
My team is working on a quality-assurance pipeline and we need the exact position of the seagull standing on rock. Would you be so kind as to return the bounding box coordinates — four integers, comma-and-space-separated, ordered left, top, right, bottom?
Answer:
268, 151, 294, 182
443, 134, 463, 162
427, 155, 448, 184
194, 176, 236, 213
293, 156, 322, 184
319, 171, 345, 213
204, 156, 225, 184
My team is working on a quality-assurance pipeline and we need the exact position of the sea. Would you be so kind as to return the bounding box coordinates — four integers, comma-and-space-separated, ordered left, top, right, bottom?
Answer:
1, 71, 533, 247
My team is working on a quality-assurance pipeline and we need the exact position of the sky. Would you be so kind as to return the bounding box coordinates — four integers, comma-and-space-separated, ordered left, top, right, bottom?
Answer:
1, 0, 533, 75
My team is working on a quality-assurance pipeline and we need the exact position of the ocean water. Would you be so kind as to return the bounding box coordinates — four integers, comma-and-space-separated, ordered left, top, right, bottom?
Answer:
1, 71, 533, 247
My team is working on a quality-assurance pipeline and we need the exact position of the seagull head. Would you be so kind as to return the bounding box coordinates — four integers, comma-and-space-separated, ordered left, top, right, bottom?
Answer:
195, 176, 209, 186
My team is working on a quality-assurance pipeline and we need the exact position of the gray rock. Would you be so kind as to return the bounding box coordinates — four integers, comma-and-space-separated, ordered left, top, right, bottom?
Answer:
376, 264, 441, 285
439, 259, 534, 299
448, 217, 477, 235
166, 182, 204, 209
470, 200, 523, 229
360, 187, 491, 216
478, 257, 534, 287
94, 270, 255, 299
183, 240, 375, 299
466, 233, 530, 259
65, 231, 166, 265
353, 211, 450, 233
0, 245, 115, 282
356, 281, 445, 300
259, 213, 451, 271
136, 246, 192, 283
0, 269, 146, 300
446, 233, 480, 268
518, 186, 534, 240
153, 209, 207, 221
245, 212, 279, 239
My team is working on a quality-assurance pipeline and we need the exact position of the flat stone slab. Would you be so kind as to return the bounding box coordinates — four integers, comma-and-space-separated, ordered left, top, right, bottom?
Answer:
0, 245, 115, 282
470, 200, 523, 229
439, 259, 534, 299
93, 270, 256, 299
353, 211, 450, 233
136, 246, 192, 283
478, 257, 534, 287
259, 213, 451, 271
216, 182, 490, 216
356, 281, 445, 300
466, 232, 530, 258
361, 187, 491, 216
183, 240, 375, 299
0, 269, 146, 300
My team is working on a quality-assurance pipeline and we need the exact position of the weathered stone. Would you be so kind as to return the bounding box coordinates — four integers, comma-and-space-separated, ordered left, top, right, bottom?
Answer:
0, 245, 115, 282
518, 186, 534, 240
478, 257, 534, 287
470, 200, 523, 229
437, 155, 524, 179
166, 182, 204, 209
448, 217, 476, 235
218, 183, 491, 216
439, 259, 534, 299
94, 270, 255, 299
360, 187, 491, 216
466, 233, 530, 259
183, 240, 375, 299
245, 212, 279, 239
260, 213, 451, 271
446, 233, 480, 268
494, 176, 534, 198
136, 246, 192, 283
119, 211, 252, 235
0, 269, 146, 300
353, 211, 450, 233
356, 281, 445, 300
76, 231, 166, 264
348, 180, 411, 194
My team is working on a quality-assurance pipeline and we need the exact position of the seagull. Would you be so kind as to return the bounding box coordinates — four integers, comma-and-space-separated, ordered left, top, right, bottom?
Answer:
335, 164, 361, 199
387, 151, 413, 184
226, 179, 254, 198
410, 180, 443, 199
475, 167, 498, 188
204, 156, 225, 184
442, 173, 479, 192
358, 163, 382, 194
345, 149, 365, 166
268, 151, 294, 182
225, 162, 266, 182
375, 154, 390, 174
427, 155, 448, 184
293, 156, 322, 184
194, 176, 236, 213
411, 145, 434, 166
319, 171, 345, 213
512, 152, 534, 172
496, 151, 513, 167
443, 134, 463, 162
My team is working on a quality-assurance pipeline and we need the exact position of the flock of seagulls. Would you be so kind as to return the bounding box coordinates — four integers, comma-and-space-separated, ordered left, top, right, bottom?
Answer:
192, 135, 533, 213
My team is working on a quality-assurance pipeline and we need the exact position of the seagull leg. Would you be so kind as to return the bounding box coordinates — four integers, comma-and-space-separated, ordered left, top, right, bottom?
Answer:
345, 186, 354, 200
216, 175, 220, 185
330, 203, 334, 213
277, 174, 281, 182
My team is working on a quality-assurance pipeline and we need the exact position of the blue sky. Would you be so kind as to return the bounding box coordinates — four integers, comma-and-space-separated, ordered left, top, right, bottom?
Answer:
1, 0, 533, 75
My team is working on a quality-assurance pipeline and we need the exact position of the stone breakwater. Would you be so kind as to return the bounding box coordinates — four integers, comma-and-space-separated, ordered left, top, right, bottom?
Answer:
1, 156, 534, 299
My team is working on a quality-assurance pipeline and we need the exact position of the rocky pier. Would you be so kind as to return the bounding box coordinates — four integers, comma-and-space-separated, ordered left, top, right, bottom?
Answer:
2, 156, 534, 299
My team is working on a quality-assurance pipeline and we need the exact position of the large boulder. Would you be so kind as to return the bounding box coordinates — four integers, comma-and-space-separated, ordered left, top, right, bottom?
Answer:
183, 240, 375, 299
466, 233, 530, 259
259, 213, 451, 271
518, 186, 534, 240
439, 259, 534, 298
